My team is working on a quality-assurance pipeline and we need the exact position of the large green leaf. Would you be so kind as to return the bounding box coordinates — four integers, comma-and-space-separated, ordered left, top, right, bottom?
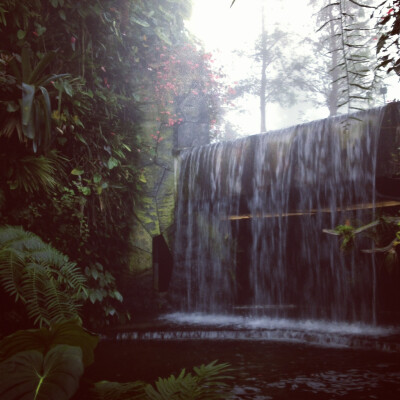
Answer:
0, 319, 99, 367
21, 83, 35, 137
21, 45, 32, 84
0, 345, 83, 400
131, 14, 150, 27
107, 157, 119, 170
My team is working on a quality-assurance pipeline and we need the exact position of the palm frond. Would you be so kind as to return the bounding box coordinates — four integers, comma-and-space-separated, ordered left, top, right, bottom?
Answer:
0, 115, 24, 142
9, 154, 58, 193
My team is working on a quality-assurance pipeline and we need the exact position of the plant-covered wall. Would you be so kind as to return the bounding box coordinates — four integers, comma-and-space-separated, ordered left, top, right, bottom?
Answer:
0, 0, 226, 329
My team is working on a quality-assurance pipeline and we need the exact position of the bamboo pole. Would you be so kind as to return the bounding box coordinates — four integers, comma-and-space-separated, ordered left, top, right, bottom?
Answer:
225, 201, 400, 221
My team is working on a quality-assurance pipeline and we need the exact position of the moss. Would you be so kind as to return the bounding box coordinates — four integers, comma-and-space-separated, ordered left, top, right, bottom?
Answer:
141, 165, 164, 196
156, 171, 175, 233
136, 195, 160, 236
130, 217, 152, 253
129, 246, 152, 272
156, 126, 174, 168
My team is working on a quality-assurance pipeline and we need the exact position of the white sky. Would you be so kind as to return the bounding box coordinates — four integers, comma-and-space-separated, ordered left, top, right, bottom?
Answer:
186, 0, 400, 136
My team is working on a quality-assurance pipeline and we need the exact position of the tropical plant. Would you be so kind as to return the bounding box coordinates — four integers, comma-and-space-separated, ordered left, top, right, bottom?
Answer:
92, 381, 148, 400
92, 361, 234, 400
0, 345, 83, 400
324, 216, 400, 264
0, 225, 87, 327
0, 319, 233, 400
0, 149, 63, 194
0, 43, 70, 151
0, 0, 226, 324
144, 361, 233, 400
0, 318, 99, 400
82, 261, 127, 328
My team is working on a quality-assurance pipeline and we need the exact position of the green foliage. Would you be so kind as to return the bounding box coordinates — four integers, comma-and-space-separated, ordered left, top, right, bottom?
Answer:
0, 225, 87, 327
0, 321, 233, 400
0, 0, 222, 326
0, 44, 69, 152
144, 361, 233, 400
335, 224, 356, 251
82, 261, 128, 327
325, 217, 400, 271
91, 361, 233, 400
0, 150, 62, 194
0, 345, 83, 400
0, 318, 99, 366
0, 319, 99, 400
93, 381, 147, 400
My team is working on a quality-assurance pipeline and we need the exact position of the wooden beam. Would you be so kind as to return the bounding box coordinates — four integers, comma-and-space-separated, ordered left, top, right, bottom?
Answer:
225, 201, 400, 221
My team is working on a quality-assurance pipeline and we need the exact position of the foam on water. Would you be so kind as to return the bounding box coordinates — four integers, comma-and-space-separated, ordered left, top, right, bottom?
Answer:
161, 312, 398, 336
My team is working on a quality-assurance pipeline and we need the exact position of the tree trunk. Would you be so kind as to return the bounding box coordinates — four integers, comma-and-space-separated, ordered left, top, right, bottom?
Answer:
327, 0, 339, 116
260, 5, 267, 132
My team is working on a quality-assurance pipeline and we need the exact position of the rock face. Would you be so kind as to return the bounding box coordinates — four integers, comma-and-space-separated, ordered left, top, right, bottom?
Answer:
124, 90, 210, 314
176, 93, 210, 148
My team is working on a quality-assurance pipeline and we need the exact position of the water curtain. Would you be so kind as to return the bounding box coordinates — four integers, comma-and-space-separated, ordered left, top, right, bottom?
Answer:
173, 106, 396, 324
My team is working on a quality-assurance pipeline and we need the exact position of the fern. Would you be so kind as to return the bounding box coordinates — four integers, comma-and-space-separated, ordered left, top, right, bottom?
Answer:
0, 247, 26, 302
93, 381, 147, 400
144, 361, 233, 400
0, 225, 87, 327
91, 361, 233, 400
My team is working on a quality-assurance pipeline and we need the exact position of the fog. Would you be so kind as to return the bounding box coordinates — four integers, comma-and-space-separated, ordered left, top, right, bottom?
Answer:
187, 0, 400, 136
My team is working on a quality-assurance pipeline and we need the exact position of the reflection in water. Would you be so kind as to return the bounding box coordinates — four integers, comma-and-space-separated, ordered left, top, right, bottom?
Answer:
88, 339, 400, 399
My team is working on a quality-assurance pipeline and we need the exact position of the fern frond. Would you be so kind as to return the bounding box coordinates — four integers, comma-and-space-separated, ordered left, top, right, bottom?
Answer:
0, 226, 44, 252
30, 247, 67, 266
93, 381, 147, 400
0, 248, 26, 302
0, 225, 27, 246
43, 281, 80, 324
58, 262, 87, 293
145, 361, 234, 400
0, 225, 87, 327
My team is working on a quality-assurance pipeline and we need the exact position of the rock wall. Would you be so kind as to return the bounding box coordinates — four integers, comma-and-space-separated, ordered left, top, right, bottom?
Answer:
124, 90, 210, 316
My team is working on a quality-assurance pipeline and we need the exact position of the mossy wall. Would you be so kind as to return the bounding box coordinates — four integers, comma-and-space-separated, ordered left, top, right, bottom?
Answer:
124, 85, 210, 316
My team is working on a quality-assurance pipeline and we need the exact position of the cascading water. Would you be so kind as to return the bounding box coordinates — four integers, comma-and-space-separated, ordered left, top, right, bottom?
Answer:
171, 105, 400, 325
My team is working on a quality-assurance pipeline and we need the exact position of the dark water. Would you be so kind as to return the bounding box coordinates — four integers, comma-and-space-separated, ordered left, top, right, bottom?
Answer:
84, 313, 400, 399
87, 338, 400, 399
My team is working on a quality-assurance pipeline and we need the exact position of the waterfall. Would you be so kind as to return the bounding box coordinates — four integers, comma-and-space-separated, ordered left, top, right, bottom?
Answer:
172, 106, 397, 324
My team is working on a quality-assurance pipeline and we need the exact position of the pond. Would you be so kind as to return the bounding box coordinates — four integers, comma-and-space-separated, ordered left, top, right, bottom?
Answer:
87, 314, 400, 399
